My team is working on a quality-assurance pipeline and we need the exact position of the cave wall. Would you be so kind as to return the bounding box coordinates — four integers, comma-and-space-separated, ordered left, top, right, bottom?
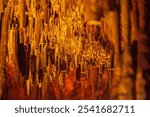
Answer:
0, 0, 150, 100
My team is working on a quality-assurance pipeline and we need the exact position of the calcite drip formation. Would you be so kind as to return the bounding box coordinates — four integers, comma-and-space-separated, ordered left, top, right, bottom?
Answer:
1, 0, 113, 99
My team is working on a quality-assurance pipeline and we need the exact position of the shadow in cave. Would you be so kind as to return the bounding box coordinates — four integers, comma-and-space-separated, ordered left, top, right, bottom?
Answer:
131, 40, 138, 100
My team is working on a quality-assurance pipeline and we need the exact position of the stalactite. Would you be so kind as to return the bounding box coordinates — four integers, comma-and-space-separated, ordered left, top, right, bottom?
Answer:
13, 28, 20, 81
120, 0, 134, 99
41, 0, 48, 24
102, 10, 121, 99
0, 0, 4, 13
131, 0, 138, 42
0, 4, 10, 99
136, 0, 150, 99
137, 0, 146, 31
19, 0, 26, 28
130, 0, 139, 100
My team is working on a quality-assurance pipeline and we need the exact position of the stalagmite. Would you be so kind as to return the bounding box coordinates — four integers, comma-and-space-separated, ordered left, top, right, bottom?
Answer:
89, 65, 95, 98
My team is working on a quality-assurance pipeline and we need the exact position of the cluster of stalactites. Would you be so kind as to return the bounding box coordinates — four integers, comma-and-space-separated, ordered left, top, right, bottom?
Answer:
6, 0, 113, 96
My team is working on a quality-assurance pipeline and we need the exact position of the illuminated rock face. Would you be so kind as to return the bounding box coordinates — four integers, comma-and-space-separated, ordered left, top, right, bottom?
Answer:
0, 0, 150, 100
0, 0, 113, 100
